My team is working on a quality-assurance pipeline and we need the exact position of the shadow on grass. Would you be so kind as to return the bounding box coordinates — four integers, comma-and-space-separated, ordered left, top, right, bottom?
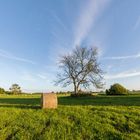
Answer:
0, 95, 140, 109
58, 95, 140, 106
0, 98, 41, 109
0, 104, 41, 109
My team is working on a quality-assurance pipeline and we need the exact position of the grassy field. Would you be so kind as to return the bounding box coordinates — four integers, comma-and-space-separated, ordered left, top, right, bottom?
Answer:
0, 94, 140, 140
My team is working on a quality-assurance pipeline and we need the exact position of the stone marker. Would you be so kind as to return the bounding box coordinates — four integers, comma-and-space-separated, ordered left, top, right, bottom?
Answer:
41, 93, 57, 109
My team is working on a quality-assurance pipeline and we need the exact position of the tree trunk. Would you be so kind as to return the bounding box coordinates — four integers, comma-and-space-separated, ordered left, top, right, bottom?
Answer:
74, 84, 79, 94
74, 85, 77, 94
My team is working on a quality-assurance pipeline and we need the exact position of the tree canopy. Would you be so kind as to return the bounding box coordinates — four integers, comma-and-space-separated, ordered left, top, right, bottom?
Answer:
106, 83, 128, 95
9, 84, 21, 95
0, 88, 5, 94
56, 46, 104, 94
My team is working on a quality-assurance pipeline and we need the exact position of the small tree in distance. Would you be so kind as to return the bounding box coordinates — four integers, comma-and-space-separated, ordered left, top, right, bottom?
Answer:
9, 84, 21, 95
56, 46, 104, 94
106, 83, 128, 95
0, 88, 5, 94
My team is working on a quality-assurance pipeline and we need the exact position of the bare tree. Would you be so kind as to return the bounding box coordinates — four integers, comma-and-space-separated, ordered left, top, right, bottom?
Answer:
56, 46, 104, 94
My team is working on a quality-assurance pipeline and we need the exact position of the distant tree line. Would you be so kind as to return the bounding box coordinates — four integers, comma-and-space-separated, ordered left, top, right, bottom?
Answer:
0, 84, 22, 95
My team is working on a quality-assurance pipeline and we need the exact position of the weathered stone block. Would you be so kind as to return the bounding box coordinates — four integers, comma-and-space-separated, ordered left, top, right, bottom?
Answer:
41, 93, 57, 109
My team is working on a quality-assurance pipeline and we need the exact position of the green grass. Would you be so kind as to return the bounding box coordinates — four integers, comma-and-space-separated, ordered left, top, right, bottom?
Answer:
0, 94, 40, 109
0, 94, 140, 140
59, 95, 140, 106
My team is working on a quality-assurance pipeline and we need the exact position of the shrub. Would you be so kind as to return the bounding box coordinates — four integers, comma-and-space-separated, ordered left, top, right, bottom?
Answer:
106, 83, 128, 95
71, 93, 92, 97
106, 89, 110, 95
5, 91, 14, 95
0, 88, 5, 94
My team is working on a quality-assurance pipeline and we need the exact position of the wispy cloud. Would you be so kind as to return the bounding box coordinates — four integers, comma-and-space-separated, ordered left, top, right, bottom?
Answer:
52, 12, 69, 33
0, 49, 35, 64
105, 70, 140, 80
21, 72, 37, 82
103, 53, 140, 60
21, 72, 47, 81
37, 74, 47, 80
133, 16, 140, 30
74, 0, 110, 46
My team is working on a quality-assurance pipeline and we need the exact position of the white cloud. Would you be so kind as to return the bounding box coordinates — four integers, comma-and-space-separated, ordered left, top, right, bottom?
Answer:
105, 70, 140, 80
21, 72, 37, 82
103, 53, 140, 60
74, 0, 110, 46
21, 72, 48, 81
133, 16, 140, 30
52, 12, 69, 33
37, 74, 47, 80
37, 72, 56, 81
106, 65, 113, 72
0, 49, 35, 64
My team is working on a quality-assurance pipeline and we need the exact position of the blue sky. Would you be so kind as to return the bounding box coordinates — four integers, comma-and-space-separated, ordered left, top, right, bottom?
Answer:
0, 0, 140, 92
